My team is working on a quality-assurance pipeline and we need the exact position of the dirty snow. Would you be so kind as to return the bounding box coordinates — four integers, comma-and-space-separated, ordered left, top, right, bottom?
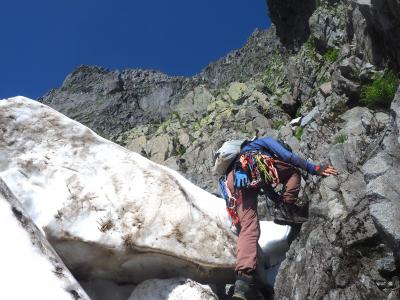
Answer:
0, 178, 89, 300
0, 97, 236, 283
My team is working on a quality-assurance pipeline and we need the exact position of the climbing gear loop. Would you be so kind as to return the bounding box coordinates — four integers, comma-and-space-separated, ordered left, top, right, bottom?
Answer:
236, 151, 279, 189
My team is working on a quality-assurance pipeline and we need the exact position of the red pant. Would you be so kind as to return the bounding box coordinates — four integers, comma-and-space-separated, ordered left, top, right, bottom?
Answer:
226, 160, 301, 275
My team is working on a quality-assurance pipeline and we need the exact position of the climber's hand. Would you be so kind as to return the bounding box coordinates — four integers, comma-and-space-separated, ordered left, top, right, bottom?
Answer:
320, 165, 339, 177
234, 170, 249, 188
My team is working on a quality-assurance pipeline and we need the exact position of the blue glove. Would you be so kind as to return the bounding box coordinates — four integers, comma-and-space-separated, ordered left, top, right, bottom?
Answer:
234, 170, 249, 188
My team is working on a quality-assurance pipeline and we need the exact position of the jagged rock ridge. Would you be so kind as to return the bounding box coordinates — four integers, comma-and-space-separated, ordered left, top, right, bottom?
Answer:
40, 28, 282, 140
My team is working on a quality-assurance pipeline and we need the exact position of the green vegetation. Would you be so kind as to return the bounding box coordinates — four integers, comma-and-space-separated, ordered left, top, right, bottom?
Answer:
176, 144, 186, 156
320, 74, 331, 85
303, 39, 318, 61
334, 133, 348, 144
262, 52, 290, 96
158, 119, 171, 132
323, 48, 339, 63
360, 70, 399, 109
294, 127, 304, 141
274, 98, 283, 107
171, 111, 181, 122
273, 119, 285, 130
295, 107, 303, 118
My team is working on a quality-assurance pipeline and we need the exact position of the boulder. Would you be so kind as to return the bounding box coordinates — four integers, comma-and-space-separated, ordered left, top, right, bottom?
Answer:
228, 82, 249, 104
300, 106, 320, 127
0, 178, 90, 300
319, 82, 332, 97
332, 56, 367, 102
127, 278, 218, 300
0, 97, 236, 284
176, 85, 214, 116
370, 201, 400, 263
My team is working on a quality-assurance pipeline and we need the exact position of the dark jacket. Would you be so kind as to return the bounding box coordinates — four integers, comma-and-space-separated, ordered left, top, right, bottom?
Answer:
240, 137, 319, 175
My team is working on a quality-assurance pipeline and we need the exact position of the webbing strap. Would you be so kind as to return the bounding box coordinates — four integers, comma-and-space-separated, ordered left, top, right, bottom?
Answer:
218, 176, 240, 225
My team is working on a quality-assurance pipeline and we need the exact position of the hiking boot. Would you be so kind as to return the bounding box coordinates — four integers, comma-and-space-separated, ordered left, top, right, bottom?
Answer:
274, 203, 308, 225
232, 275, 260, 300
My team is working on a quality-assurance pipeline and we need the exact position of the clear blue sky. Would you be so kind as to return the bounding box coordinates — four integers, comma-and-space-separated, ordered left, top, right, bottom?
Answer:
0, 0, 270, 99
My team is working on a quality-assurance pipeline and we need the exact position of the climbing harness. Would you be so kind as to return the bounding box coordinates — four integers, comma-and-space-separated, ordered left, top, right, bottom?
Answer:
218, 151, 281, 224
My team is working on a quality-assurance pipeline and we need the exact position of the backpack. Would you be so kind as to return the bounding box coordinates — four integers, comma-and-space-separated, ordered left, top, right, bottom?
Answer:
212, 137, 292, 177
213, 139, 248, 177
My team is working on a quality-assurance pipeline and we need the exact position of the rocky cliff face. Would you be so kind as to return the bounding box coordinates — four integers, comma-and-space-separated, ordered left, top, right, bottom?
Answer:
40, 66, 202, 139
271, 1, 400, 299
37, 0, 400, 299
349, 0, 400, 71
266, 0, 316, 50
40, 29, 282, 140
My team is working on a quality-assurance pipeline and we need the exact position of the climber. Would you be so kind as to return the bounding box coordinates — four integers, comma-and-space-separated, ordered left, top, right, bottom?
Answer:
216, 136, 338, 300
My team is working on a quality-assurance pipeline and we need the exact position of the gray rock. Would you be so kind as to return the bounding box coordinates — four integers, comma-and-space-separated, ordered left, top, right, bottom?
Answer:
281, 93, 297, 115
331, 56, 378, 103
339, 172, 366, 211
319, 82, 332, 97
227, 82, 249, 103
41, 28, 282, 140
287, 49, 322, 105
41, 66, 201, 139
366, 170, 400, 202
362, 153, 391, 182
370, 200, 400, 262
391, 87, 400, 144
340, 203, 378, 246
332, 69, 361, 100
349, 0, 400, 70
375, 255, 397, 277
266, 0, 316, 50
329, 144, 348, 173
309, 4, 347, 49
339, 56, 364, 80
176, 86, 214, 116
340, 107, 375, 138
198, 28, 282, 87
300, 106, 320, 127
146, 134, 174, 163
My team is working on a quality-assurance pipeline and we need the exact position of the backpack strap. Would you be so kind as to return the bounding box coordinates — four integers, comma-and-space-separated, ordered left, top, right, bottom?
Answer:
218, 176, 240, 225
